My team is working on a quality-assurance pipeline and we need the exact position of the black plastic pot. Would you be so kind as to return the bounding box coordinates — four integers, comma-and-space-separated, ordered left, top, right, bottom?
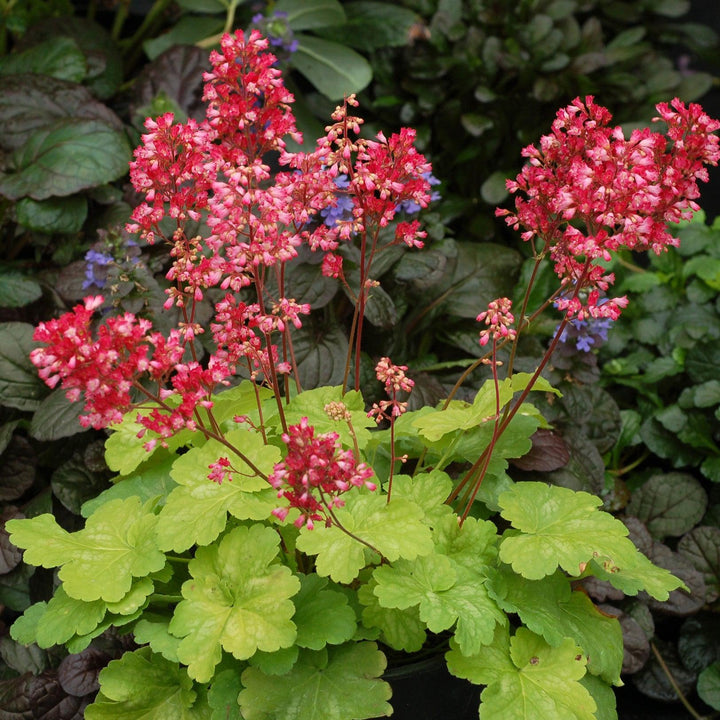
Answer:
375, 655, 479, 720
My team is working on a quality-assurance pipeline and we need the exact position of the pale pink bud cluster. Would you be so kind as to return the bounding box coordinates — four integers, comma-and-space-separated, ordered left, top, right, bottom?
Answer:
268, 418, 376, 529
368, 357, 414, 423
476, 298, 517, 347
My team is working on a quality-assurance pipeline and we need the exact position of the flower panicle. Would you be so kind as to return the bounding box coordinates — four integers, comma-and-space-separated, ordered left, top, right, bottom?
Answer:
498, 95, 720, 320
268, 418, 376, 530
477, 298, 517, 347
368, 357, 414, 423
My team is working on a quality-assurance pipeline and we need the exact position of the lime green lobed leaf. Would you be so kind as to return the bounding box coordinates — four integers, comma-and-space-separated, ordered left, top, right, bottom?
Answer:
239, 644, 391, 720
10, 601, 48, 646
135, 612, 182, 663
30, 576, 154, 650
169, 524, 301, 683
358, 580, 427, 652
373, 554, 504, 656
373, 553, 456, 614
82, 451, 176, 518
7, 497, 165, 602
208, 381, 274, 428
248, 646, 300, 676
66, 608, 145, 654
587, 552, 685, 601
580, 674, 618, 720
433, 514, 498, 571
498, 483, 685, 600
447, 626, 596, 720
85, 647, 211, 720
413, 375, 557, 443
293, 574, 356, 650
389, 471, 454, 526
35, 585, 106, 648
208, 667, 244, 720
156, 429, 279, 552
440, 569, 507, 656
489, 568, 623, 684
296, 493, 432, 583
498, 482, 630, 577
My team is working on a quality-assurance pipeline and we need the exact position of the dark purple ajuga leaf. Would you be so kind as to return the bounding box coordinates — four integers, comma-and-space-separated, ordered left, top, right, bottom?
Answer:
58, 647, 112, 697
0, 436, 36, 502
510, 429, 570, 472
0, 671, 87, 720
0, 506, 23, 574
131, 45, 210, 123
644, 542, 706, 616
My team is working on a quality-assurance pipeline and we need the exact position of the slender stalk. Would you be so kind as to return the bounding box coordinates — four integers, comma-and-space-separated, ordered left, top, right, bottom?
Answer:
111, 0, 131, 42
459, 341, 502, 524
505, 253, 543, 377
650, 642, 708, 720
132, 382, 270, 481
448, 263, 590, 509
223, 0, 241, 34
342, 303, 359, 394
254, 273, 288, 433
121, 0, 174, 60
387, 407, 397, 503
442, 284, 565, 407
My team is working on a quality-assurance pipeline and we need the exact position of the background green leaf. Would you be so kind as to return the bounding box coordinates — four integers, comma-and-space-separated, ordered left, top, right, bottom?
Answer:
276, 0, 346, 30
627, 473, 708, 538
239, 644, 391, 720
0, 119, 130, 200
0, 270, 42, 308
16, 195, 88, 234
0, 36, 86, 82
0, 323, 45, 411
698, 661, 720, 710
291, 35, 372, 99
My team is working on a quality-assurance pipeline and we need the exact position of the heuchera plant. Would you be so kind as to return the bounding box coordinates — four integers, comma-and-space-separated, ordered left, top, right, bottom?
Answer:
6, 30, 720, 720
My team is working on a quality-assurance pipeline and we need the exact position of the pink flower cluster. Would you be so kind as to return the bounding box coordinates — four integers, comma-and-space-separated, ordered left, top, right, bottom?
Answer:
30, 296, 230, 440
268, 418, 376, 529
477, 298, 517, 347
368, 357, 414, 423
30, 30, 433, 438
498, 96, 720, 320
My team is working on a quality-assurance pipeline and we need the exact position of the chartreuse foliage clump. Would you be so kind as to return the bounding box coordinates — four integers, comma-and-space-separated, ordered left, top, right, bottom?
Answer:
7, 379, 684, 720
9, 26, 715, 720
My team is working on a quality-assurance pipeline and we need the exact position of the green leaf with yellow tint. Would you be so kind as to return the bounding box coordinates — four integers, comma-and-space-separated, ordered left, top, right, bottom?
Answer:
296, 493, 432, 583
169, 525, 301, 683
239, 644, 391, 720
447, 626, 596, 720
156, 429, 279, 552
7, 497, 164, 602
85, 648, 211, 719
